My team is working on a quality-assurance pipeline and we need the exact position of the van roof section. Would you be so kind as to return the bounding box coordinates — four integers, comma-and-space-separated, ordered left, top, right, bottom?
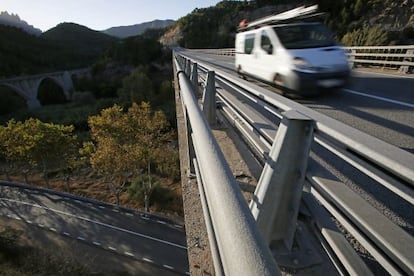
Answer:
238, 5, 325, 32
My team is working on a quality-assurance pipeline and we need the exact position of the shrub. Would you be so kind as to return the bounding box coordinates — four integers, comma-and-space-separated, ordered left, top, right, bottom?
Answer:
341, 26, 389, 46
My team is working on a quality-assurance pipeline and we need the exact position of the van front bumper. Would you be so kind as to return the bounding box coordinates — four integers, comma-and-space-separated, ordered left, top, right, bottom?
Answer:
284, 69, 351, 95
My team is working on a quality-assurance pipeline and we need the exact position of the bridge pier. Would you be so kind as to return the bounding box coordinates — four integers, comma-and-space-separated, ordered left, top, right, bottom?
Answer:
26, 98, 42, 109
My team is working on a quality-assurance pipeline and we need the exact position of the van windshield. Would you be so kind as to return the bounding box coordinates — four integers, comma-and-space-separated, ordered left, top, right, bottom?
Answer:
273, 23, 336, 49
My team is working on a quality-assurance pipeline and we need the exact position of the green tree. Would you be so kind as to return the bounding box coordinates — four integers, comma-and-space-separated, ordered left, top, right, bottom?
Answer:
0, 119, 35, 182
128, 174, 160, 211
117, 68, 154, 104
87, 102, 173, 208
0, 119, 78, 187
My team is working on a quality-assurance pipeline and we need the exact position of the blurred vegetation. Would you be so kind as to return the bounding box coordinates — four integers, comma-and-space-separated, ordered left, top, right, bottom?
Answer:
341, 26, 389, 46
174, 0, 412, 48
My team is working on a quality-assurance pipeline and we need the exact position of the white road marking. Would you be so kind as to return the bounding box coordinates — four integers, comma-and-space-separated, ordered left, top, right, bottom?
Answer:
0, 198, 187, 250
143, 257, 154, 263
112, 209, 119, 213
99, 206, 105, 209
63, 232, 71, 236
343, 88, 414, 108
75, 200, 82, 204
15, 216, 22, 220
141, 216, 150, 220
124, 252, 134, 257
26, 220, 33, 224
77, 236, 85, 241
49, 227, 57, 232
125, 213, 133, 217
157, 220, 167, 225
163, 265, 174, 270
38, 224, 44, 228
108, 246, 117, 251
93, 241, 101, 246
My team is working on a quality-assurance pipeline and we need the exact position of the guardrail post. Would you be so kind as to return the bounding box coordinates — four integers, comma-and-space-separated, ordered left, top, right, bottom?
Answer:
202, 71, 217, 125
186, 59, 192, 76
184, 110, 196, 176
190, 62, 198, 91
400, 49, 414, 74
250, 110, 314, 251
349, 49, 356, 68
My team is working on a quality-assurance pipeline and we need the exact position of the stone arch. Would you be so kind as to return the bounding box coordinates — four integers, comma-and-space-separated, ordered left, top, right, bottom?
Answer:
37, 77, 68, 105
0, 82, 30, 101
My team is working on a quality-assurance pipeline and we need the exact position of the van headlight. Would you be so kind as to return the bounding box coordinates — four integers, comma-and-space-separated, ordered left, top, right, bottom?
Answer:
293, 57, 316, 72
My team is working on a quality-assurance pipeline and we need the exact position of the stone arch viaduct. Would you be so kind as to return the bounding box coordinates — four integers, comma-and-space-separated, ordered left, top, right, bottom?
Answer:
0, 69, 89, 109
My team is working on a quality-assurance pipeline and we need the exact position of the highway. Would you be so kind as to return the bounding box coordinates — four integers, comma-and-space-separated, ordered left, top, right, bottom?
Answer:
182, 51, 414, 154
176, 49, 414, 274
0, 182, 189, 275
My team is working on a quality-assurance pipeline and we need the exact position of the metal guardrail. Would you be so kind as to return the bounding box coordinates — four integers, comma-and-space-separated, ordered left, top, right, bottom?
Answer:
347, 45, 414, 72
174, 56, 280, 276
191, 45, 414, 74
175, 50, 414, 275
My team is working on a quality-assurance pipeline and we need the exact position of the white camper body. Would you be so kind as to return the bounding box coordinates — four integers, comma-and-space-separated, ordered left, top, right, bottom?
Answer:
235, 6, 350, 95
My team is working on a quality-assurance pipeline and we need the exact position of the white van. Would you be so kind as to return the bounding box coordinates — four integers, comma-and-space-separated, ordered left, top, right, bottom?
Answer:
235, 21, 350, 95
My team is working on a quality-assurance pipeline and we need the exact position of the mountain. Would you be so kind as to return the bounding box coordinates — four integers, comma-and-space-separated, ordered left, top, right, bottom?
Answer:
42, 23, 118, 58
103, 19, 175, 38
0, 11, 42, 36
0, 23, 118, 78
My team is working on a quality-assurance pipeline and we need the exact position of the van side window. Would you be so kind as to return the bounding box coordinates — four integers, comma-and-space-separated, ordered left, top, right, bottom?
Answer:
244, 34, 255, 54
261, 31, 273, 54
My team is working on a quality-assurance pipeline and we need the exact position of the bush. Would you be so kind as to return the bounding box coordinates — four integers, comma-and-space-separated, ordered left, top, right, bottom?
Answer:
72, 91, 96, 106
341, 26, 389, 46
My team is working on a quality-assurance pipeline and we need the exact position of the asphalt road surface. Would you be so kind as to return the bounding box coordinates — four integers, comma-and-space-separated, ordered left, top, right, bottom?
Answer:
183, 51, 414, 154
0, 182, 189, 275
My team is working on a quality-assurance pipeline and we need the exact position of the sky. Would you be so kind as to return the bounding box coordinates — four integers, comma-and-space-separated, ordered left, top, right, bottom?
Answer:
1, 0, 223, 31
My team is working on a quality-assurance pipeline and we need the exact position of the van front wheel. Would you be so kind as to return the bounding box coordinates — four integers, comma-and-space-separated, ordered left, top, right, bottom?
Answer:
273, 75, 283, 87
237, 66, 246, 80
273, 75, 287, 96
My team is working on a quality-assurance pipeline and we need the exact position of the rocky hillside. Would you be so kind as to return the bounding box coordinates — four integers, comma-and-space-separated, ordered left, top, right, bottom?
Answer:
0, 11, 41, 36
160, 0, 414, 48
103, 19, 175, 38
365, 0, 414, 30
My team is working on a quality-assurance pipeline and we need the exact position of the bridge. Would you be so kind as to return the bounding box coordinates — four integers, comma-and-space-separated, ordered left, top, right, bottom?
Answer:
0, 46, 412, 275
173, 46, 414, 275
0, 69, 89, 109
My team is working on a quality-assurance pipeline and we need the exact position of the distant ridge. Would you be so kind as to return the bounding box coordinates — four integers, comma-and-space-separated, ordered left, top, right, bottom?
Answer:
103, 19, 175, 38
0, 11, 42, 36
